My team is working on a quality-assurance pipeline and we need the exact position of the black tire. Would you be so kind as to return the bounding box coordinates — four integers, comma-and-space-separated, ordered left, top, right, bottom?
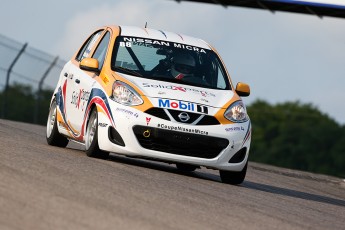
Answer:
176, 163, 198, 172
85, 107, 109, 159
46, 99, 69, 147
219, 162, 248, 185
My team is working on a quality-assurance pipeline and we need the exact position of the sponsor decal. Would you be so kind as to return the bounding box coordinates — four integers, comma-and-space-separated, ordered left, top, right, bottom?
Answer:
115, 108, 139, 118
142, 83, 216, 97
225, 126, 245, 132
71, 89, 91, 110
200, 98, 209, 103
146, 117, 151, 125
158, 98, 208, 114
157, 123, 208, 135
99, 123, 107, 127
122, 37, 207, 53
57, 82, 115, 141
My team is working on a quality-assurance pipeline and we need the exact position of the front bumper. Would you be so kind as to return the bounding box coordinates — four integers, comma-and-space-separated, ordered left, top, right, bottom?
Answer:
132, 125, 229, 159
96, 101, 251, 172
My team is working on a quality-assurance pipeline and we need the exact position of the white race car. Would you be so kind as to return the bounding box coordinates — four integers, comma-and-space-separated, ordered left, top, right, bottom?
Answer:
46, 25, 251, 184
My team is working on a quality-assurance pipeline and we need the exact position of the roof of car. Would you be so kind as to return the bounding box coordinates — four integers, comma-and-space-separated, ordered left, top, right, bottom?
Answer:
114, 25, 211, 50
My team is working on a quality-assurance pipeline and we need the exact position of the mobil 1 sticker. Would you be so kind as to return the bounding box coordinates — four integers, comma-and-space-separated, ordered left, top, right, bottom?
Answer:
153, 98, 210, 114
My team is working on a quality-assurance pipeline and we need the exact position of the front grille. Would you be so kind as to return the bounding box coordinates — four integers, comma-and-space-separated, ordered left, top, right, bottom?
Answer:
145, 108, 170, 121
133, 125, 229, 159
144, 108, 220, 125
168, 109, 200, 124
195, 115, 220, 125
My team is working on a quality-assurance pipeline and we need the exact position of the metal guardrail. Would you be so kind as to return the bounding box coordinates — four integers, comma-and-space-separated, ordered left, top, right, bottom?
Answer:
0, 33, 67, 123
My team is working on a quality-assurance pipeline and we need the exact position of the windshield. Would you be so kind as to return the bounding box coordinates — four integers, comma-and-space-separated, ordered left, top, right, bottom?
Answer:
111, 36, 230, 90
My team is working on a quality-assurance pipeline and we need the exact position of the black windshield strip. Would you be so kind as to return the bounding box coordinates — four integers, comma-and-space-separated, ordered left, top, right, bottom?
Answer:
125, 46, 145, 72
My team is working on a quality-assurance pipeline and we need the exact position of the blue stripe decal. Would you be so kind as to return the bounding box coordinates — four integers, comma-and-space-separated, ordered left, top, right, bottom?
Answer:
87, 88, 114, 122
158, 30, 167, 39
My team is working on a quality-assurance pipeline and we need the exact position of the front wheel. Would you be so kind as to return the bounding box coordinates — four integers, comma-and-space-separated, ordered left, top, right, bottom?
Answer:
219, 162, 248, 185
85, 107, 109, 159
46, 99, 69, 147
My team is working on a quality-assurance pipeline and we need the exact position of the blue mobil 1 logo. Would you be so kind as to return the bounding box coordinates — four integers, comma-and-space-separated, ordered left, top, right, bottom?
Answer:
158, 99, 208, 114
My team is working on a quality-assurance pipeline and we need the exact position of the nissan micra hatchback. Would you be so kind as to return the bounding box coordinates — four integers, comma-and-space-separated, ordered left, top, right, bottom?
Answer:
47, 25, 251, 184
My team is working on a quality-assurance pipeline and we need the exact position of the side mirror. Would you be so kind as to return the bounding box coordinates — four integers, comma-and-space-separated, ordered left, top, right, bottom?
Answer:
235, 82, 250, 97
80, 58, 99, 73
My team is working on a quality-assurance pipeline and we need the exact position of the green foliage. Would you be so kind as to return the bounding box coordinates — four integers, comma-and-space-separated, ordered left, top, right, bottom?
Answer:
0, 82, 53, 125
247, 99, 345, 177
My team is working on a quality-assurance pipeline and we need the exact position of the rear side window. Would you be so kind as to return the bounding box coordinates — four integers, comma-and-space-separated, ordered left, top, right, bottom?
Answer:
92, 32, 110, 70
76, 30, 103, 62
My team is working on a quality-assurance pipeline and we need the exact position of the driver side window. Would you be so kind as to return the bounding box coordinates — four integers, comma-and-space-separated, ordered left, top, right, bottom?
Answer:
92, 32, 110, 71
76, 30, 103, 62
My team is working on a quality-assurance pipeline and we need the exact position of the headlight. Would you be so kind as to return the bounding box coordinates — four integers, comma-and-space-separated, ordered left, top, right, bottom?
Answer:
224, 101, 249, 123
112, 81, 143, 106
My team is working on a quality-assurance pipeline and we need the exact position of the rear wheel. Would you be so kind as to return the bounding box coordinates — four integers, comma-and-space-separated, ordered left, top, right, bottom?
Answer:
85, 107, 109, 159
176, 163, 198, 172
46, 99, 69, 147
219, 162, 248, 185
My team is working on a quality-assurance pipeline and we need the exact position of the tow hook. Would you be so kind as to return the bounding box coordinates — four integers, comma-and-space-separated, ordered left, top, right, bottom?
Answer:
143, 129, 151, 138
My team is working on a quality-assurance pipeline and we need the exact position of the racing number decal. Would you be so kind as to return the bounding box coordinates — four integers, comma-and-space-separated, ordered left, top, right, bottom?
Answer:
120, 42, 132, 47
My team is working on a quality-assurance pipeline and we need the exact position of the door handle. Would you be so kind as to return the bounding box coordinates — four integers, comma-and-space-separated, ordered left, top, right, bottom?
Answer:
75, 79, 80, 84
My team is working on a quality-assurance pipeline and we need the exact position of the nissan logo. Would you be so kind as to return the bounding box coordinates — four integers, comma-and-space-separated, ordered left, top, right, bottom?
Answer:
178, 112, 190, 122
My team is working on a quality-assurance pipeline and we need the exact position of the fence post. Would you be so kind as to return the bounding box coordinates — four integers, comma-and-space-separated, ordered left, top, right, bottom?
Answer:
34, 56, 59, 124
1, 43, 28, 119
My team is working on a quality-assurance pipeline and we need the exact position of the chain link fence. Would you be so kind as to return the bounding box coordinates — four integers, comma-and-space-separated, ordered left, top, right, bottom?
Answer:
0, 33, 67, 124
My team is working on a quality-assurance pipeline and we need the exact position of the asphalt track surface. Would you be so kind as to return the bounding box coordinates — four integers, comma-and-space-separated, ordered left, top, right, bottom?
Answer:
0, 119, 344, 230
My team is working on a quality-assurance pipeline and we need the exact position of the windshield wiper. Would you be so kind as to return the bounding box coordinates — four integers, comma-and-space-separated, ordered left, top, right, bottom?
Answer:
153, 76, 183, 84
153, 76, 217, 89
114, 66, 143, 77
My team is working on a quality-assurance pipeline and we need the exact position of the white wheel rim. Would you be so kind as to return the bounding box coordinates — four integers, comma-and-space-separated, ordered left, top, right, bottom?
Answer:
86, 112, 97, 150
47, 102, 56, 138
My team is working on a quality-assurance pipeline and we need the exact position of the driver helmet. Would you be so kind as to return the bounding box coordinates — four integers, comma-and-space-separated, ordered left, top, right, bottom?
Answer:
171, 52, 196, 79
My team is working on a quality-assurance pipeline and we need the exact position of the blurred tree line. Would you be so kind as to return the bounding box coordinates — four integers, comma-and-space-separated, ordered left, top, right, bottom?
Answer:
0, 83, 52, 125
248, 100, 345, 178
0, 83, 344, 177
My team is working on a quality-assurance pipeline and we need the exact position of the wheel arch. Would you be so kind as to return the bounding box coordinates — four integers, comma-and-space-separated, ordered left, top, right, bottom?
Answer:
84, 102, 98, 137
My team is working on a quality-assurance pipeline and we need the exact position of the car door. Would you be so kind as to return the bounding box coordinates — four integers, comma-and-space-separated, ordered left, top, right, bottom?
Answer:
63, 30, 104, 136
73, 31, 111, 134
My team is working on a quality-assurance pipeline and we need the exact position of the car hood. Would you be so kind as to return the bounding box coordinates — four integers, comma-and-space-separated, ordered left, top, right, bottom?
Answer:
120, 74, 234, 109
